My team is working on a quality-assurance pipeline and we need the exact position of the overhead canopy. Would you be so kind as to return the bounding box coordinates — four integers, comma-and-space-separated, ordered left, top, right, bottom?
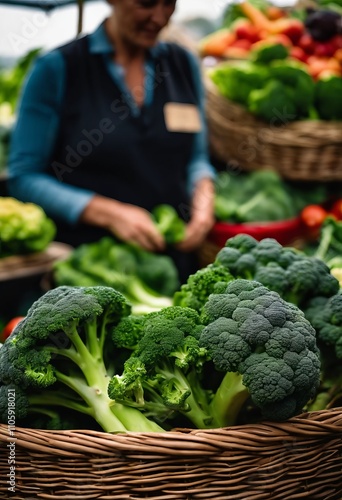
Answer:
0, 0, 84, 10
0, 0, 102, 33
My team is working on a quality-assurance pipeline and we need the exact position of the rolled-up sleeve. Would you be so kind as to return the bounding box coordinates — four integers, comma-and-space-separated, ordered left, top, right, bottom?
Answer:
7, 51, 94, 224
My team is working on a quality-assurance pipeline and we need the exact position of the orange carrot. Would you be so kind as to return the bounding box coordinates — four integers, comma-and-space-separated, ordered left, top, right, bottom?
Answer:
239, 1, 273, 31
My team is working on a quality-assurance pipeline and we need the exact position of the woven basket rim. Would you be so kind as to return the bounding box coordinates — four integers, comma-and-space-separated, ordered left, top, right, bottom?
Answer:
1, 407, 342, 457
204, 75, 342, 143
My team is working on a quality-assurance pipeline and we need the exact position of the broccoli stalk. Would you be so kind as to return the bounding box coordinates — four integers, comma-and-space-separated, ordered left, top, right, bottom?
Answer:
55, 238, 174, 313
80, 262, 173, 311
0, 286, 165, 433
209, 371, 249, 427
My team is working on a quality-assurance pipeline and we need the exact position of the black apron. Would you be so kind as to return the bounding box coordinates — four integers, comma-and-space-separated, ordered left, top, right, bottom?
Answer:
48, 36, 200, 281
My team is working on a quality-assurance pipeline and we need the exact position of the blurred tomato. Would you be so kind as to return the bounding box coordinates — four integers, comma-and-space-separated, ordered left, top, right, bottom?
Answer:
1, 316, 25, 342
330, 200, 342, 220
300, 205, 329, 239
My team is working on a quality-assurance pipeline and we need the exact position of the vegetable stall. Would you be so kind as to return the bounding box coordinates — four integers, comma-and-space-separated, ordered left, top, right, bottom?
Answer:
1, 1, 342, 498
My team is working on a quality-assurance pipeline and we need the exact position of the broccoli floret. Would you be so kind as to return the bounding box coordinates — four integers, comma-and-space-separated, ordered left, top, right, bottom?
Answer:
132, 247, 180, 297
254, 262, 288, 297
314, 74, 342, 121
199, 279, 321, 425
267, 60, 315, 118
214, 234, 339, 307
112, 314, 148, 350
108, 307, 212, 428
250, 42, 289, 64
173, 263, 234, 313
151, 204, 186, 244
0, 286, 165, 433
305, 293, 342, 359
248, 80, 297, 123
209, 60, 270, 105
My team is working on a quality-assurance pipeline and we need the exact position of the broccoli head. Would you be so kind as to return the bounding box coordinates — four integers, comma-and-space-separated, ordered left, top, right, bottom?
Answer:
209, 61, 270, 105
248, 80, 297, 123
314, 74, 342, 121
199, 279, 321, 425
0, 286, 165, 433
108, 306, 212, 428
305, 293, 342, 360
214, 234, 339, 307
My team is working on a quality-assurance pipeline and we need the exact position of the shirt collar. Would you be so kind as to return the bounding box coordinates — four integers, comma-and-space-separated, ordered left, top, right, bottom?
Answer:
88, 21, 168, 59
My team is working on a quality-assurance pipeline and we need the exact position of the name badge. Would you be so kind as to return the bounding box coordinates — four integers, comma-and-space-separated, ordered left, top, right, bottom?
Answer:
164, 103, 202, 133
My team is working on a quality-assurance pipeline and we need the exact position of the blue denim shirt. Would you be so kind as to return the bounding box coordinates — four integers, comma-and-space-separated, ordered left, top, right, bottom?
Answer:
7, 22, 216, 225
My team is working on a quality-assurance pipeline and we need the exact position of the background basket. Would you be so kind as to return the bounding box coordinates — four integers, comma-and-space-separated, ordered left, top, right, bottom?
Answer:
205, 76, 342, 181
1, 408, 342, 499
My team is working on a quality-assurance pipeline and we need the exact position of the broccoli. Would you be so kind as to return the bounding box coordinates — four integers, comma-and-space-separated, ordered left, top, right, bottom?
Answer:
108, 306, 212, 428
112, 314, 148, 350
267, 60, 315, 118
209, 60, 270, 105
248, 80, 298, 123
303, 293, 342, 412
215, 234, 339, 307
53, 237, 174, 313
305, 293, 342, 359
151, 204, 186, 244
214, 170, 299, 223
0, 286, 165, 433
173, 263, 234, 313
199, 279, 321, 426
249, 42, 289, 64
314, 74, 342, 121
130, 245, 180, 297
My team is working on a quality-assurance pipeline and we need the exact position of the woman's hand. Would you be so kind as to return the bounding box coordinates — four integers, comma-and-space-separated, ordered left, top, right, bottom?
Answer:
80, 195, 165, 252
176, 177, 216, 253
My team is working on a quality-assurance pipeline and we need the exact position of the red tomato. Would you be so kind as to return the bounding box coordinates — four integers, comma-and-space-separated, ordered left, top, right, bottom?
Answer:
300, 205, 329, 239
330, 199, 342, 221
1, 316, 25, 342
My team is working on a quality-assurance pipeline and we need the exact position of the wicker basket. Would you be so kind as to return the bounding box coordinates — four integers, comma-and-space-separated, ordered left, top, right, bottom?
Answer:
1, 408, 342, 499
205, 76, 342, 181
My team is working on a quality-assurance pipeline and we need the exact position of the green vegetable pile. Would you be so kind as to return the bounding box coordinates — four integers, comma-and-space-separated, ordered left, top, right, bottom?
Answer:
0, 277, 321, 432
214, 233, 339, 307
0, 197, 56, 257
214, 170, 327, 223
53, 236, 180, 314
2, 232, 341, 433
209, 49, 342, 122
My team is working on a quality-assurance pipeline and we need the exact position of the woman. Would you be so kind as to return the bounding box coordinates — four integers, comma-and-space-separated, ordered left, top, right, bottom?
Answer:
7, 0, 216, 281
